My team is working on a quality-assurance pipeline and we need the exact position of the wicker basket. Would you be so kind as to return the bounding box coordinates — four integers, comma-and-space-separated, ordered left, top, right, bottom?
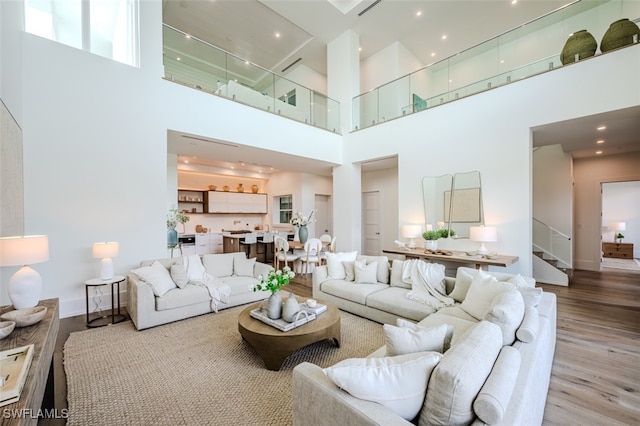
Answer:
601, 18, 640, 53
561, 30, 597, 65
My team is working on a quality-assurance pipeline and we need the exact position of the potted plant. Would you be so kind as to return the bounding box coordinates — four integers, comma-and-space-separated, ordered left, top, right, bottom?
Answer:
251, 266, 296, 319
616, 232, 624, 243
422, 228, 456, 251
167, 205, 190, 247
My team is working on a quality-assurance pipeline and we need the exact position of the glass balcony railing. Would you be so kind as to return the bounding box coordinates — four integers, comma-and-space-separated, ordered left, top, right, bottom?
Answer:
352, 0, 640, 131
163, 24, 341, 134
533, 218, 572, 269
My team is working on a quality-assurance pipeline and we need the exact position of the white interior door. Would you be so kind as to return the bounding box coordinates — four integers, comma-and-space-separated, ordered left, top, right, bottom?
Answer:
363, 191, 381, 255
314, 194, 331, 237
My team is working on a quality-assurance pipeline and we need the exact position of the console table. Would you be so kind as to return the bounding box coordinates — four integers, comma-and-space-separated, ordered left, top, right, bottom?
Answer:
602, 242, 634, 259
0, 298, 59, 425
383, 247, 519, 270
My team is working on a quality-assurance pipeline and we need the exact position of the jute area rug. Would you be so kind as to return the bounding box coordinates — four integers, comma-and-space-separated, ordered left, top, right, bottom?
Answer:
602, 257, 640, 272
64, 304, 384, 426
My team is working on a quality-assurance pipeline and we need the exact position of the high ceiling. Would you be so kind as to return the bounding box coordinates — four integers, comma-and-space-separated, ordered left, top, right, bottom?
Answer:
163, 0, 640, 176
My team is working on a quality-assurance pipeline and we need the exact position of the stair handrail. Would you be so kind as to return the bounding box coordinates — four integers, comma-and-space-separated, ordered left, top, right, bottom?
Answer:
533, 217, 571, 240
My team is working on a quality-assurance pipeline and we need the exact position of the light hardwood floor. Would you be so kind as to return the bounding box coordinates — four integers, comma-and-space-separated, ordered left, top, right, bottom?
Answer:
46, 270, 639, 425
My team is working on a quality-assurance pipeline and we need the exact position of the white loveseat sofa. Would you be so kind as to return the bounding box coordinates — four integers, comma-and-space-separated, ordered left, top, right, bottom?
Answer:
293, 256, 556, 426
127, 252, 272, 330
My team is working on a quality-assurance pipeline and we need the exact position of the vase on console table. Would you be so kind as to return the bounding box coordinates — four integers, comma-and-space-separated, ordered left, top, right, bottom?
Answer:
266, 292, 282, 320
298, 225, 308, 244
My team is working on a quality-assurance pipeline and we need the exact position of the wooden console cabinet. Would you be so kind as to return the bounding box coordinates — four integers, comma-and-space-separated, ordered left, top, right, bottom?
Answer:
602, 242, 634, 259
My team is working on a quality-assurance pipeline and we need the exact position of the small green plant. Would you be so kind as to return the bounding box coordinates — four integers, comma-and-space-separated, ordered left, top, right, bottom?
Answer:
422, 229, 456, 240
251, 266, 295, 294
616, 232, 624, 239
166, 205, 190, 229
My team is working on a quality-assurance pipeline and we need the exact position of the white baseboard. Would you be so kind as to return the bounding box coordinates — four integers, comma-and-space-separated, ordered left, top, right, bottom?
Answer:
59, 291, 128, 319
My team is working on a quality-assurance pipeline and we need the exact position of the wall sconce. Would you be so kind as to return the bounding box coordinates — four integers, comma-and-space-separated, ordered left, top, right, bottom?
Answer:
92, 242, 119, 280
0, 235, 50, 309
470, 226, 497, 255
401, 225, 422, 249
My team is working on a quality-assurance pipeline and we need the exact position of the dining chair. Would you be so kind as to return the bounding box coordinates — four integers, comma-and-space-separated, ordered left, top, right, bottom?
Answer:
300, 238, 323, 276
319, 236, 336, 265
319, 234, 332, 244
274, 236, 300, 270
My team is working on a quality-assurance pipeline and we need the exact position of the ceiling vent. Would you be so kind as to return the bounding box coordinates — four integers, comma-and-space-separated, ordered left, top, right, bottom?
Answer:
282, 58, 302, 73
358, 0, 382, 17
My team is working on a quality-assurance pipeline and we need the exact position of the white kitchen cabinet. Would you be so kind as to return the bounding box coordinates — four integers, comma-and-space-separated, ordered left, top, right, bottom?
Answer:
205, 191, 267, 214
210, 233, 224, 253
182, 245, 197, 256
195, 234, 210, 255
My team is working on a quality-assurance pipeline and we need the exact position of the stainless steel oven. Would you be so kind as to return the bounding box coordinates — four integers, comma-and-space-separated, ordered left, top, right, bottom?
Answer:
178, 234, 195, 246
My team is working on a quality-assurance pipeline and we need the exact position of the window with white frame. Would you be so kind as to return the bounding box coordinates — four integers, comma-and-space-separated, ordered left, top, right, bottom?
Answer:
24, 0, 139, 67
277, 195, 293, 224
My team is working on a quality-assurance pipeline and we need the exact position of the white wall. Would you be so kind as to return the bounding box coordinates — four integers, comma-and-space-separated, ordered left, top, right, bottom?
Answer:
2, 1, 340, 316
338, 46, 640, 276
574, 152, 640, 269
533, 144, 573, 236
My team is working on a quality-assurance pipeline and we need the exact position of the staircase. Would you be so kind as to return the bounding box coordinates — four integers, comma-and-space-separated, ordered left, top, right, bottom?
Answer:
532, 218, 572, 286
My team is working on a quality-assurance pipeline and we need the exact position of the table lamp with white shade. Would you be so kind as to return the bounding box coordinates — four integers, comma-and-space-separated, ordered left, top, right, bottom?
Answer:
0, 235, 50, 309
401, 225, 422, 249
469, 226, 497, 255
608, 222, 625, 243
92, 242, 119, 280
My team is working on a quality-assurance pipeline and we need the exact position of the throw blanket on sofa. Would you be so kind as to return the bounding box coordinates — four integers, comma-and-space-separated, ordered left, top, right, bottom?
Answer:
402, 260, 454, 310
182, 255, 231, 313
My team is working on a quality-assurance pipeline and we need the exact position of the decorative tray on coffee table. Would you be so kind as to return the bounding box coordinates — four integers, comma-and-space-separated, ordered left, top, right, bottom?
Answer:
250, 308, 316, 332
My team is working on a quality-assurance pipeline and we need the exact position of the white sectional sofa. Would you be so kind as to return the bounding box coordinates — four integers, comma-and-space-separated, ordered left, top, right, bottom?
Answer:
294, 255, 556, 426
127, 252, 273, 330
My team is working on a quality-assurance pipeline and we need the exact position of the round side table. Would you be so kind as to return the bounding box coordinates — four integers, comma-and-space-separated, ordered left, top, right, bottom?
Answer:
85, 275, 127, 327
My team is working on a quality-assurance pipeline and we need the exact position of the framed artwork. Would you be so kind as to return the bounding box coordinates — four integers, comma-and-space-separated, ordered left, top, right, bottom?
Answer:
444, 188, 481, 222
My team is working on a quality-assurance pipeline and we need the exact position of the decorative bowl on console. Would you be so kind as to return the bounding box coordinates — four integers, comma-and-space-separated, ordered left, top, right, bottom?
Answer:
1, 306, 48, 327
0, 321, 16, 339
208, 185, 217, 191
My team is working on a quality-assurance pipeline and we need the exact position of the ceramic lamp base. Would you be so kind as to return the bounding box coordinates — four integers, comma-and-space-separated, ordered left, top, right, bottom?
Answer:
8, 265, 42, 309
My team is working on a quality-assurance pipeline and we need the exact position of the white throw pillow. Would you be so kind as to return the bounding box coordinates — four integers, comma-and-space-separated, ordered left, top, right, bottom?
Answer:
518, 286, 543, 307
326, 251, 358, 279
507, 274, 535, 288
234, 257, 256, 277
460, 271, 515, 320
397, 318, 455, 352
449, 268, 475, 302
343, 261, 356, 281
170, 264, 189, 289
131, 261, 177, 297
483, 288, 525, 346
384, 323, 448, 356
358, 255, 390, 284
390, 260, 409, 289
355, 260, 378, 284
324, 351, 442, 420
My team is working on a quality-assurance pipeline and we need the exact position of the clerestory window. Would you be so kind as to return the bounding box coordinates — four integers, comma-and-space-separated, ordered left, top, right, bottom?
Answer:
24, 0, 139, 67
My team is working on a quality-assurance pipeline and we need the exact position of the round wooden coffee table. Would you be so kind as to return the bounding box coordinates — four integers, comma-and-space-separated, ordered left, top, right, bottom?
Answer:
238, 297, 340, 371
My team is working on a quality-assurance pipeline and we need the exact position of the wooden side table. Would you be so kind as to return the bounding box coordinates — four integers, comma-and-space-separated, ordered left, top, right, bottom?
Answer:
602, 242, 634, 259
85, 276, 127, 327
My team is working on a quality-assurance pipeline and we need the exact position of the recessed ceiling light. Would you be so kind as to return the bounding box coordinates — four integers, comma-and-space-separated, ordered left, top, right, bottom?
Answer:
596, 150, 603, 155
416, 11, 422, 17
597, 125, 607, 131
230, 166, 235, 169
431, 52, 436, 57
449, 79, 453, 83
184, 160, 189, 164
500, 59, 505, 64
511, 0, 518, 5
185, 34, 191, 39
177, 57, 181, 61
359, 47, 362, 51
275, 32, 280, 38
597, 140, 605, 144
245, 61, 249, 65
441, 35, 447, 40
